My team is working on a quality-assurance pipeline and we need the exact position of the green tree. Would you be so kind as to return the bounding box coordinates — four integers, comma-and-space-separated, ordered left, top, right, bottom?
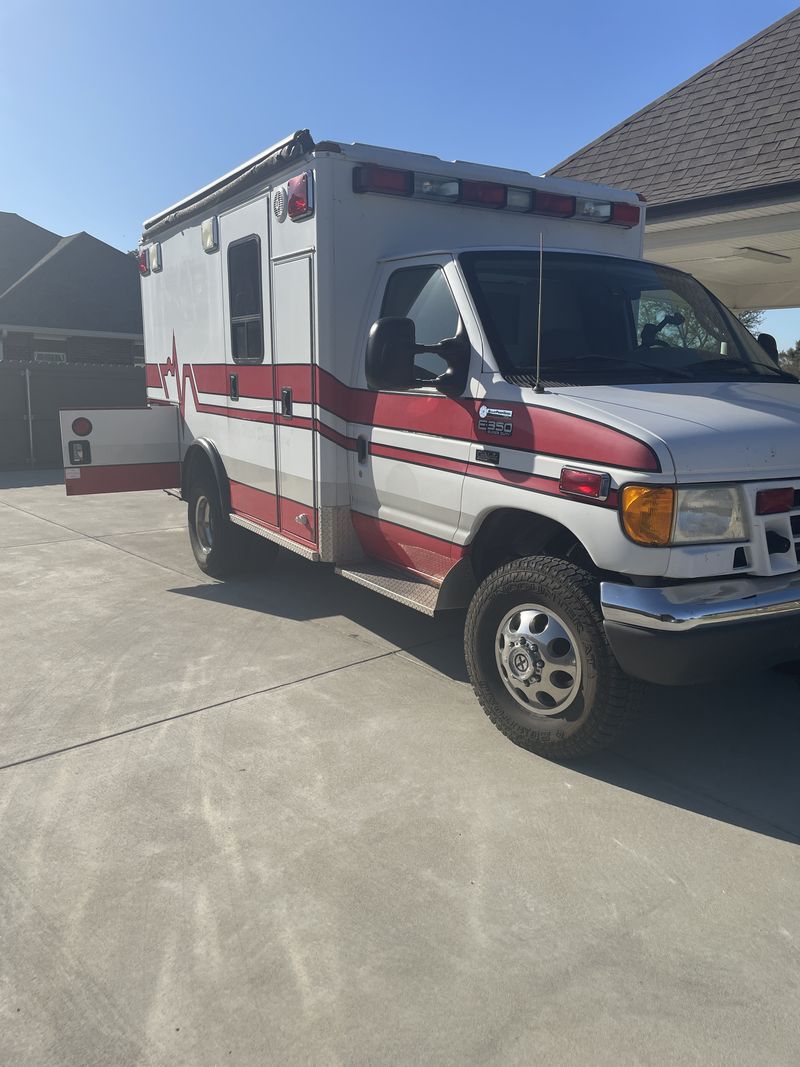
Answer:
779, 339, 800, 376
736, 309, 765, 334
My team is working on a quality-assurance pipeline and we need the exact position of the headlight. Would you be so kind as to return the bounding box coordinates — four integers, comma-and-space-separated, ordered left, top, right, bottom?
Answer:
672, 486, 746, 544
621, 484, 747, 546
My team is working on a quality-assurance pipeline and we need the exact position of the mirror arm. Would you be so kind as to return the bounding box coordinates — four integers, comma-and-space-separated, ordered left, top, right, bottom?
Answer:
411, 335, 470, 397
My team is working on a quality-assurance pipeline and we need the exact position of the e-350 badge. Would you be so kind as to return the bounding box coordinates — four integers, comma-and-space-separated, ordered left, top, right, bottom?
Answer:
477, 404, 513, 437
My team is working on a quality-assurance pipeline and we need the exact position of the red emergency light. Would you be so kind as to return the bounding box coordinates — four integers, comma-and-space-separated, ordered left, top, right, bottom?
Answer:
287, 172, 314, 221
611, 202, 641, 227
352, 165, 640, 227
461, 181, 506, 208
352, 164, 413, 196
533, 191, 575, 218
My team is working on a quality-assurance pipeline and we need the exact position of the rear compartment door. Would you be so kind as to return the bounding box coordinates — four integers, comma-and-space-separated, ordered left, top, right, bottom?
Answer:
271, 252, 318, 547
59, 405, 180, 496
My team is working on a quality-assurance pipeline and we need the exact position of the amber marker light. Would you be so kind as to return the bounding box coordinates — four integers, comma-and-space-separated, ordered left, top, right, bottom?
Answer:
621, 486, 675, 545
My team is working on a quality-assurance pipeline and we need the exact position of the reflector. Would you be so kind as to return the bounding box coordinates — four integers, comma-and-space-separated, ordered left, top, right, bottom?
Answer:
756, 487, 795, 515
71, 417, 93, 437
137, 248, 150, 276
559, 467, 610, 500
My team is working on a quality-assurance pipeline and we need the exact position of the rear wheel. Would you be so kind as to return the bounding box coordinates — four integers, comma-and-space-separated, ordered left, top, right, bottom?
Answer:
465, 555, 641, 759
187, 477, 244, 578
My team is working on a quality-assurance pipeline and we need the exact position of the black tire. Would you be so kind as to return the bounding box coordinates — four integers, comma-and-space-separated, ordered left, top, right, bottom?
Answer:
465, 555, 642, 760
187, 476, 244, 579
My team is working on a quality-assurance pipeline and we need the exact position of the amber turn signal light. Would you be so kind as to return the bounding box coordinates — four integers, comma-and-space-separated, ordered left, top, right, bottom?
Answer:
621, 486, 675, 545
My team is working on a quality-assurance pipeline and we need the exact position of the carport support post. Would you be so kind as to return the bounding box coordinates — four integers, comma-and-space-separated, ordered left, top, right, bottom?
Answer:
25, 365, 35, 467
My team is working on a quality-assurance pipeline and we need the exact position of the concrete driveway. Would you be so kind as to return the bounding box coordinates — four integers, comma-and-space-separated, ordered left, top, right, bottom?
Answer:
1, 472, 799, 1066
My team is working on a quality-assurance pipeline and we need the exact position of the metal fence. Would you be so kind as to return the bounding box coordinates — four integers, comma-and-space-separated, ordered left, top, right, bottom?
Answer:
0, 362, 145, 469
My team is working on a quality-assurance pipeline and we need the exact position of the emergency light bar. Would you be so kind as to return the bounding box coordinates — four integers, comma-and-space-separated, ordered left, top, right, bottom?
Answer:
352, 164, 641, 227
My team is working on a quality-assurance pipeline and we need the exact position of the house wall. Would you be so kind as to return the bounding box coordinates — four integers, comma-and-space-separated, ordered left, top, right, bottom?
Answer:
3, 329, 143, 365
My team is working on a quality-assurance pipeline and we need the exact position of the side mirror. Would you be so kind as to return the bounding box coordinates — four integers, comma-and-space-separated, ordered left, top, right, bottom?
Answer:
757, 332, 779, 361
365, 317, 471, 396
365, 317, 417, 392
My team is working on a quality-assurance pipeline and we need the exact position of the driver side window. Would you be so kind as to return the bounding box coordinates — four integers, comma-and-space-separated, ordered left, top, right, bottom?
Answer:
381, 266, 461, 379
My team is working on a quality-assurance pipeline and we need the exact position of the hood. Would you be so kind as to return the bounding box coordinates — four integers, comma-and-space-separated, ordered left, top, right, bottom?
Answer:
552, 382, 800, 480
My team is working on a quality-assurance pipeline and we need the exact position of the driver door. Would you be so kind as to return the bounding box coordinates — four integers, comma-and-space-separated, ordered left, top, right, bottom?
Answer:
348, 259, 474, 580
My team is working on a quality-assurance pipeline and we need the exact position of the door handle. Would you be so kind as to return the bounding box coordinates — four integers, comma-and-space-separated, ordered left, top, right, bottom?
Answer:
229, 373, 239, 401
357, 435, 368, 464
281, 387, 293, 418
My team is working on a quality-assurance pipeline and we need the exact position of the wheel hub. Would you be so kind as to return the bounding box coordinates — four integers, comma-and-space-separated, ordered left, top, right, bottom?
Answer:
507, 639, 541, 683
195, 495, 214, 554
495, 604, 582, 716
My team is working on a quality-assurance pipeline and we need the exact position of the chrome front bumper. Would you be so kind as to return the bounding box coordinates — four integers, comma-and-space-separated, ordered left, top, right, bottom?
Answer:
601, 573, 800, 632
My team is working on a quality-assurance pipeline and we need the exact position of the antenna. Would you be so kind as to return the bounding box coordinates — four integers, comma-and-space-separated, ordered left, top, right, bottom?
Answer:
534, 232, 545, 393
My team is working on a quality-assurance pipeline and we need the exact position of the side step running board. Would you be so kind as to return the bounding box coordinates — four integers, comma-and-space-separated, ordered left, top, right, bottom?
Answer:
335, 560, 440, 615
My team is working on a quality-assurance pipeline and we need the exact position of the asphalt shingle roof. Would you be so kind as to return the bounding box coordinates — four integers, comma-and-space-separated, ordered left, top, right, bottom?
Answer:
0, 213, 60, 297
0, 218, 142, 334
548, 9, 800, 207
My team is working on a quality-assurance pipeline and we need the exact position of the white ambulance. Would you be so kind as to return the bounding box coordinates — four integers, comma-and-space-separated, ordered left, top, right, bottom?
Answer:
61, 130, 800, 759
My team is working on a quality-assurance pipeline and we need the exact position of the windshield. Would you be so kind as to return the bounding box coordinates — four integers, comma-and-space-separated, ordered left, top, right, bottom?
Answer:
460, 251, 796, 386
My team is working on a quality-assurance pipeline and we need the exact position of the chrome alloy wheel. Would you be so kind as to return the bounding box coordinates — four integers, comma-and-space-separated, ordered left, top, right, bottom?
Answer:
195, 495, 214, 554
495, 604, 582, 716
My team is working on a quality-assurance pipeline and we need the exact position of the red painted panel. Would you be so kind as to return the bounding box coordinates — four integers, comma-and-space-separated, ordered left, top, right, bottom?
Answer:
229, 480, 278, 527
65, 461, 180, 496
229, 482, 318, 548
350, 512, 464, 581
145, 363, 161, 388
279, 494, 317, 545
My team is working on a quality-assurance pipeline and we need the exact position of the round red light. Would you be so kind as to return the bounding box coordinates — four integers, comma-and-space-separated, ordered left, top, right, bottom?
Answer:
72, 417, 93, 437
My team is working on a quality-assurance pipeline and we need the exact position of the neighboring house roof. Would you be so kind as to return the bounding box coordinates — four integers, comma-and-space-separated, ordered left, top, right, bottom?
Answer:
0, 212, 61, 296
0, 216, 142, 334
547, 9, 800, 209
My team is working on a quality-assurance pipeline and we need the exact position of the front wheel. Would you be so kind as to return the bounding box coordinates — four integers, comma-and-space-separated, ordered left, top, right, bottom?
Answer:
465, 555, 641, 759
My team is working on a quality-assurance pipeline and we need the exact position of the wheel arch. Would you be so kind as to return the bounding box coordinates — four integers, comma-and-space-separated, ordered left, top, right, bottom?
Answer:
467, 507, 597, 583
181, 439, 230, 513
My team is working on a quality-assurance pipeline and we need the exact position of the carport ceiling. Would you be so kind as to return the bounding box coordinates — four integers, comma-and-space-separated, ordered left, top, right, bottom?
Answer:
645, 190, 800, 310
547, 9, 800, 310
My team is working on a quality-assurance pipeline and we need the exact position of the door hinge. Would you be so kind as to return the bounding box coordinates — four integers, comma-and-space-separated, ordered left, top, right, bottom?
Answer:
357, 435, 368, 463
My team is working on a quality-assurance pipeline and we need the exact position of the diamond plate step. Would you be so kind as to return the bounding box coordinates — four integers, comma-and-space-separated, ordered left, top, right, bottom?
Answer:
335, 560, 440, 615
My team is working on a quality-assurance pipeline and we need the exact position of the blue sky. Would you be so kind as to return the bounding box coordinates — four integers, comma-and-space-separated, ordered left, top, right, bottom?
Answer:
1, 0, 798, 347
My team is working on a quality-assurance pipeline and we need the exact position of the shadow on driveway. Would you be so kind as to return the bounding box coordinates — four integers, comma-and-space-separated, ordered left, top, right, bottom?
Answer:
170, 550, 800, 846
